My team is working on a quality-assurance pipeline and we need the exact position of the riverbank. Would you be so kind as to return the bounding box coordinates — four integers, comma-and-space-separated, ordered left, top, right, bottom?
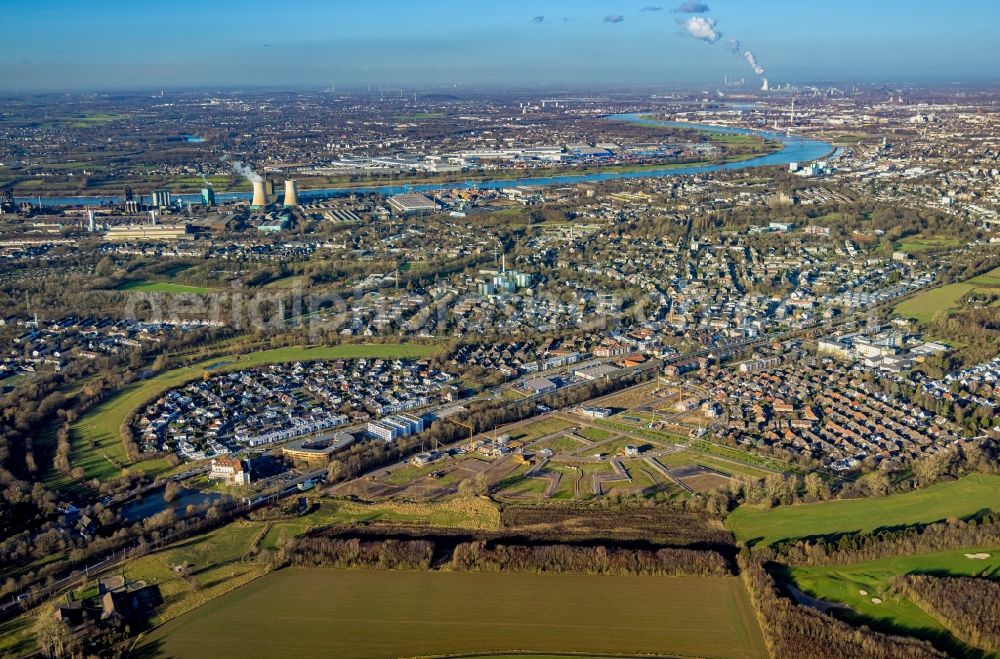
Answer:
14, 115, 832, 206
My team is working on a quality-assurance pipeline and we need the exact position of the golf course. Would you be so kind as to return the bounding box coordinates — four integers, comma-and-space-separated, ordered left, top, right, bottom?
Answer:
726, 473, 1000, 547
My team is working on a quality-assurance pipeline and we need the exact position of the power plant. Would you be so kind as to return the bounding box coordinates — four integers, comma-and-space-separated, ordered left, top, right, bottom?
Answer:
283, 180, 299, 207
251, 179, 269, 208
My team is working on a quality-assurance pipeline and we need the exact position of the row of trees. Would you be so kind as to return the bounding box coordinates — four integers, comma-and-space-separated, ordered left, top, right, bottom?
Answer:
738, 555, 946, 659
450, 541, 729, 577
892, 575, 1000, 653
283, 537, 434, 571
757, 515, 1000, 567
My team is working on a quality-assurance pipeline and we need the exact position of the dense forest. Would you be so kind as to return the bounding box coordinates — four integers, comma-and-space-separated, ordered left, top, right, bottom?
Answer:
892, 575, 1000, 653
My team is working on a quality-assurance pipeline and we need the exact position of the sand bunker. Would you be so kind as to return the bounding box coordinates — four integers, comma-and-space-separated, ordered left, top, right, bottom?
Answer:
871, 598, 882, 604
858, 590, 868, 596
964, 553, 991, 560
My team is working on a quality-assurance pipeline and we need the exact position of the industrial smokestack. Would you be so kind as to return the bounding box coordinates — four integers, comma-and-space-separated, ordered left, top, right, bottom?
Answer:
251, 179, 268, 208
283, 180, 299, 207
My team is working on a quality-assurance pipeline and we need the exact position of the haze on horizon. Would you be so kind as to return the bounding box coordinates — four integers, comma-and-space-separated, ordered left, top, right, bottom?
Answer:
1, 0, 998, 92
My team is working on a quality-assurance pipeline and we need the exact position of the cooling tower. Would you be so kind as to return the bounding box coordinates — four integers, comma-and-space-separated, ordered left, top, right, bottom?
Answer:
283, 180, 299, 207
251, 179, 268, 208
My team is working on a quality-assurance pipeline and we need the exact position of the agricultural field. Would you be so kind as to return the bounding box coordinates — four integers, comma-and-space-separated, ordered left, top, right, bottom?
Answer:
138, 568, 767, 659
726, 473, 1000, 547
787, 548, 1000, 656
894, 266, 1000, 324
47, 343, 443, 488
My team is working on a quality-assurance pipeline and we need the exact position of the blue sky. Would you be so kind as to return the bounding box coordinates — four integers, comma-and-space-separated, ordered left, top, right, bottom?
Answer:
1, 0, 998, 91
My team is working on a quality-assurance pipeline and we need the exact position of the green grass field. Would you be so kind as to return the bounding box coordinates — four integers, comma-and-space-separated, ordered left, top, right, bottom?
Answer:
533, 434, 585, 453
969, 265, 1000, 287
138, 568, 766, 659
893, 266, 1000, 324
260, 498, 501, 549
894, 236, 961, 254
47, 343, 443, 488
576, 426, 613, 442
788, 548, 1000, 656
498, 472, 550, 499
657, 450, 773, 479
0, 614, 35, 657
116, 280, 216, 294
509, 417, 575, 444
726, 473, 1000, 547
262, 275, 309, 289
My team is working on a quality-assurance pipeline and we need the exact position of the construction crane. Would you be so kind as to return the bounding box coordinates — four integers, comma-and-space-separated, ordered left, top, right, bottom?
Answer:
444, 417, 475, 450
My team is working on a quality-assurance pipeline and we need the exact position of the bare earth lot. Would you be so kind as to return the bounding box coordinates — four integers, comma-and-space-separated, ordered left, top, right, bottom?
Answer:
138, 568, 766, 659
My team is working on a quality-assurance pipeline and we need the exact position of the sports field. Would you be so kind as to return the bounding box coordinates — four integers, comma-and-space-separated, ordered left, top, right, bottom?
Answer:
726, 473, 1000, 547
47, 343, 443, 487
138, 568, 766, 659
789, 547, 1000, 654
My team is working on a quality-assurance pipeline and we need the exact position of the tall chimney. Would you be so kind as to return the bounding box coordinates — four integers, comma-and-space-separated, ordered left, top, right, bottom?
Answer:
251, 179, 268, 208
283, 180, 299, 207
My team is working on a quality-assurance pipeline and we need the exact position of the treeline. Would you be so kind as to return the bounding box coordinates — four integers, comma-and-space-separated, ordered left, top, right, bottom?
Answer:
929, 306, 1000, 371
283, 536, 434, 571
450, 541, 729, 577
757, 515, 1000, 567
700, 438, 1000, 516
892, 575, 1000, 653
738, 555, 946, 659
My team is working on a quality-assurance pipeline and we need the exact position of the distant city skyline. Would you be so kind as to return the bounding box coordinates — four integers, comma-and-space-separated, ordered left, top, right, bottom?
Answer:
1, 0, 998, 91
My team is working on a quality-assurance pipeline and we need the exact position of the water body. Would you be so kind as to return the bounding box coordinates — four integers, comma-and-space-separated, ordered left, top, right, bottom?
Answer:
18, 114, 833, 207
121, 488, 223, 524
184, 135, 206, 143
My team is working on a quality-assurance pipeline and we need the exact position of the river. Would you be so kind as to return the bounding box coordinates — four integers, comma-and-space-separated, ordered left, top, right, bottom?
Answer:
16, 114, 833, 207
